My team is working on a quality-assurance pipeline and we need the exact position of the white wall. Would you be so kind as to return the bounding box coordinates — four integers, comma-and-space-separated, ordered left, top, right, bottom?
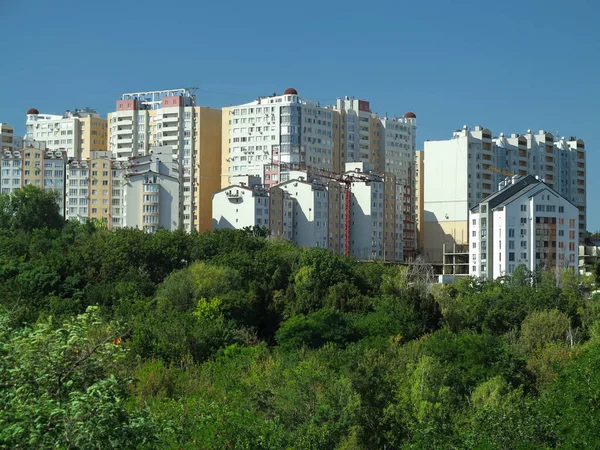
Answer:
212, 187, 260, 230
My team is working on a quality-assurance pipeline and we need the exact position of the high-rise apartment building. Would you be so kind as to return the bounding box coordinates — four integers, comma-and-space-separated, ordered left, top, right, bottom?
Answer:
108, 89, 221, 232
0, 142, 66, 214
221, 88, 335, 189
221, 89, 418, 259
25, 108, 107, 160
469, 175, 579, 279
66, 146, 181, 231
423, 126, 586, 263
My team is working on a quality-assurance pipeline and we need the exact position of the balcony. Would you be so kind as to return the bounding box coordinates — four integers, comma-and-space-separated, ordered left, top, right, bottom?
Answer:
117, 118, 133, 126
162, 122, 179, 132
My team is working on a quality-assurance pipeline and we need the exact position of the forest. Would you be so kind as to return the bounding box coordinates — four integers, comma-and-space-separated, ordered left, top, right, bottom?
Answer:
1, 186, 600, 449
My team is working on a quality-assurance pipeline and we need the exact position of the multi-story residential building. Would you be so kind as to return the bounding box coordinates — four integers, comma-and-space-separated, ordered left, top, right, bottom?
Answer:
495, 131, 586, 240
213, 162, 406, 261
277, 178, 329, 249
221, 88, 335, 189
66, 154, 126, 226
423, 126, 587, 263
221, 89, 418, 259
25, 108, 107, 160
122, 148, 181, 233
108, 89, 221, 232
67, 147, 180, 231
469, 175, 578, 280
212, 183, 270, 230
1, 123, 19, 151
0, 142, 66, 214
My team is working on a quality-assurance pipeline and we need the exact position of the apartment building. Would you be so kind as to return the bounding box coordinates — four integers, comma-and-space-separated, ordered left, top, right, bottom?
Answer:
495, 131, 586, 241
0, 142, 66, 214
277, 179, 329, 249
469, 175, 578, 280
123, 148, 181, 233
1, 123, 20, 151
67, 147, 181, 231
221, 88, 335, 189
25, 108, 107, 159
213, 162, 405, 261
108, 89, 221, 232
212, 183, 270, 230
66, 152, 126, 226
423, 126, 587, 263
221, 89, 418, 259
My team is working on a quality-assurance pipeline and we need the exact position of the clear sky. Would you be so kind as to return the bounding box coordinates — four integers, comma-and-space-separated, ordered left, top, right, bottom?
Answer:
1, 0, 598, 230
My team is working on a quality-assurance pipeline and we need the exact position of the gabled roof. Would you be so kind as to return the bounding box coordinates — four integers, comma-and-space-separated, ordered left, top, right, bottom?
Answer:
470, 174, 578, 213
470, 175, 538, 212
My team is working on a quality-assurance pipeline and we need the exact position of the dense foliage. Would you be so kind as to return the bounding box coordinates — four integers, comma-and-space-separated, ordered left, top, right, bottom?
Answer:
1, 187, 599, 449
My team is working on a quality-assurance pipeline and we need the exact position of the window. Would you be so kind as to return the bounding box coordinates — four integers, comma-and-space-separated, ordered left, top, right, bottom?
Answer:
509, 252, 515, 262
559, 206, 564, 213
521, 204, 526, 211
509, 241, 515, 249
508, 228, 515, 238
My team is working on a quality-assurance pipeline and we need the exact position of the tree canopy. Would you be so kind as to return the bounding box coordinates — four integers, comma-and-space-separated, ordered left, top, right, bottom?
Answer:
0, 185, 598, 448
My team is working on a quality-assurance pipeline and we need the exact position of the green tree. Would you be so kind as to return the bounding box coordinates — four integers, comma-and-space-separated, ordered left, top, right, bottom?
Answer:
0, 185, 63, 232
0, 306, 155, 448
275, 309, 358, 350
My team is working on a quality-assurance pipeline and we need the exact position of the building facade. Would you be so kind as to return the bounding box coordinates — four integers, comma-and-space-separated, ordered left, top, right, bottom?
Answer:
66, 147, 180, 231
213, 162, 406, 262
108, 89, 221, 232
25, 108, 107, 160
221, 88, 335, 189
1, 123, 20, 152
469, 175, 578, 280
66, 152, 127, 226
1, 142, 66, 214
212, 183, 270, 231
423, 126, 587, 263
220, 89, 417, 260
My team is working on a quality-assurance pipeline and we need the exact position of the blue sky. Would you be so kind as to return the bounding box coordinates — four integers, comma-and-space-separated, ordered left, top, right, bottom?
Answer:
1, 0, 598, 230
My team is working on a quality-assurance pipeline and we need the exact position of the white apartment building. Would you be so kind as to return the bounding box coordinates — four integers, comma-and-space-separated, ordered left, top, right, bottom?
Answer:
469, 175, 578, 280
122, 147, 181, 233
278, 179, 329, 248
25, 108, 107, 160
213, 162, 405, 261
495, 131, 586, 240
212, 184, 270, 230
108, 89, 221, 233
221, 88, 335, 188
423, 126, 587, 263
